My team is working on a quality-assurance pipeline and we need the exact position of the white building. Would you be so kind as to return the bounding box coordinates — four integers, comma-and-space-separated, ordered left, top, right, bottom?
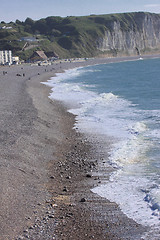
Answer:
0, 50, 12, 65
12, 56, 19, 65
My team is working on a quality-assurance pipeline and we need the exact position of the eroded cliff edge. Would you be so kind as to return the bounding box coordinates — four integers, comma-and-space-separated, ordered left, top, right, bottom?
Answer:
96, 12, 160, 56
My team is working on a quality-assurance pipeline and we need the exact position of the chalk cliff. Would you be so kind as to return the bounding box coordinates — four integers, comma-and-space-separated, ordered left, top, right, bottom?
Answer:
96, 12, 160, 55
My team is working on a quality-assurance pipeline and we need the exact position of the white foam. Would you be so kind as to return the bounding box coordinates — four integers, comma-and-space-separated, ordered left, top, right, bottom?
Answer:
92, 170, 160, 226
49, 67, 83, 83
109, 137, 150, 167
45, 67, 101, 87
44, 65, 160, 229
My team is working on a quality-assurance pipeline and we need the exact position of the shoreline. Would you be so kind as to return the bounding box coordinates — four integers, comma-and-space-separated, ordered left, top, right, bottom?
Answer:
26, 56, 148, 240
0, 55, 158, 239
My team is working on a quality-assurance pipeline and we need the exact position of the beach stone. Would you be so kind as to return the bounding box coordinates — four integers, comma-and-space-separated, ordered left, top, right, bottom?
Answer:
29, 225, 34, 229
86, 173, 92, 178
66, 176, 71, 179
94, 177, 99, 180
63, 186, 68, 192
50, 176, 55, 179
80, 198, 86, 202
48, 214, 54, 218
66, 212, 73, 218
46, 210, 51, 214
24, 234, 29, 239
17, 236, 24, 240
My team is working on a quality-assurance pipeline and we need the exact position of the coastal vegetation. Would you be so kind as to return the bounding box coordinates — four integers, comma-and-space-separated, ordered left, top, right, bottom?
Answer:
0, 12, 160, 60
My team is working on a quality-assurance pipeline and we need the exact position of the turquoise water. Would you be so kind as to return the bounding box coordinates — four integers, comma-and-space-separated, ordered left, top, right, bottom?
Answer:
46, 58, 160, 237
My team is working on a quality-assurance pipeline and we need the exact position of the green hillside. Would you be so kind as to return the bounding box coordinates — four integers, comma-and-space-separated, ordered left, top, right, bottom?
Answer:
0, 12, 159, 60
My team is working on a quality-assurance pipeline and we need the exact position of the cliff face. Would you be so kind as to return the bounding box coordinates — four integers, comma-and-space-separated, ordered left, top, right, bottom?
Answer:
96, 13, 160, 55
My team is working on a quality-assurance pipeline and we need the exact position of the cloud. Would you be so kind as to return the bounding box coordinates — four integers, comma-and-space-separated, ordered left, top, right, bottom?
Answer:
144, 4, 160, 13
145, 4, 160, 8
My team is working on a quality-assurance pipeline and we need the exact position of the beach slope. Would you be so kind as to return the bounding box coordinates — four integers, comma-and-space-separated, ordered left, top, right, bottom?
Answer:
0, 59, 149, 239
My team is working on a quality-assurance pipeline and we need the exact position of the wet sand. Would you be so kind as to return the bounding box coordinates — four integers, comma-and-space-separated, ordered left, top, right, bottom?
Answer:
0, 56, 157, 239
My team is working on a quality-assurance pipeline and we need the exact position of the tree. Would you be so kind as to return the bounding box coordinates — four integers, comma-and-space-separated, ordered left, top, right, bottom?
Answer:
24, 24, 33, 33
15, 19, 22, 25
46, 16, 62, 28
33, 19, 48, 34
25, 17, 35, 27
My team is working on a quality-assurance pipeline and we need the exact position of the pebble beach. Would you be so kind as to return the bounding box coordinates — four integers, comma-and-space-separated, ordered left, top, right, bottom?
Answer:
0, 56, 158, 240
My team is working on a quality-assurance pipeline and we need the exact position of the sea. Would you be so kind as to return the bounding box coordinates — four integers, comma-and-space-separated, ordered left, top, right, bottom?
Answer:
45, 57, 160, 239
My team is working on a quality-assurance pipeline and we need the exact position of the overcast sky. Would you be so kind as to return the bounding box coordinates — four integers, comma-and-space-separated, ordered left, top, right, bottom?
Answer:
1, 0, 160, 22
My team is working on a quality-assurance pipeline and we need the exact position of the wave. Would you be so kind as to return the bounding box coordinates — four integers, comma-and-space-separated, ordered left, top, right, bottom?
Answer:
45, 65, 160, 165
92, 172, 160, 226
44, 65, 160, 228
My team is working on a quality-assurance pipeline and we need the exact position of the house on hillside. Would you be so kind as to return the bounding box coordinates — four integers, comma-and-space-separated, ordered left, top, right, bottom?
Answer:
30, 51, 48, 62
0, 26, 12, 29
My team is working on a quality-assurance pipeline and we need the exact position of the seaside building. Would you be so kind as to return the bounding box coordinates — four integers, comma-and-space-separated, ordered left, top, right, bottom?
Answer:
0, 50, 12, 65
12, 56, 20, 65
30, 50, 48, 62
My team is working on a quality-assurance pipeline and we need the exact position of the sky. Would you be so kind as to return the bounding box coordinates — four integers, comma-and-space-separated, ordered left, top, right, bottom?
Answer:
1, 0, 160, 23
